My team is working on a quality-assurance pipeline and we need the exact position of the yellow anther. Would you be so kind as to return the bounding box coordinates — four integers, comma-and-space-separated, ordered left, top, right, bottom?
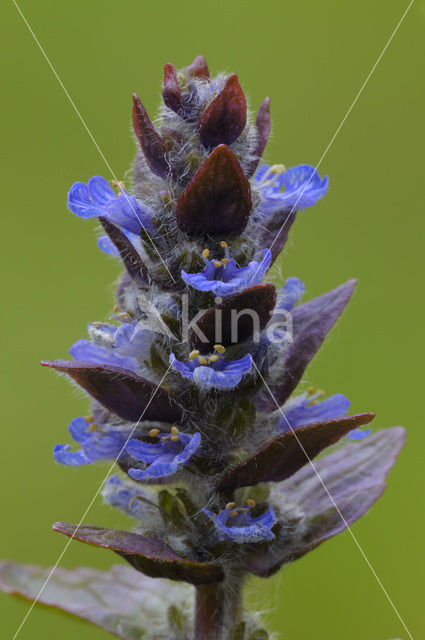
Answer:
221, 258, 230, 264
118, 312, 130, 320
270, 164, 286, 174
209, 354, 220, 363
212, 260, 222, 268
229, 510, 239, 518
171, 426, 179, 435
84, 415, 94, 423
225, 502, 236, 510
170, 435, 180, 442
113, 304, 120, 312
189, 349, 200, 360
316, 389, 325, 397
239, 507, 249, 513
307, 386, 316, 395
214, 344, 226, 354
198, 355, 208, 365
246, 499, 256, 507
111, 179, 125, 191
88, 422, 98, 432
220, 241, 228, 248
148, 428, 160, 437
202, 248, 210, 258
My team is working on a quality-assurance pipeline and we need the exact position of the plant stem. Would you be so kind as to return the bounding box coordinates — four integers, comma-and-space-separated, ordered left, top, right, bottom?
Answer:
194, 583, 223, 640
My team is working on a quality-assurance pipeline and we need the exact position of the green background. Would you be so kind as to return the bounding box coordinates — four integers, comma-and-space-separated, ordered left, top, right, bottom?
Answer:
1, 0, 424, 638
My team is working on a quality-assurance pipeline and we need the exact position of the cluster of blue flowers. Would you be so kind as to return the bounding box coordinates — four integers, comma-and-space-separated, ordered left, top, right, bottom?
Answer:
35, 56, 404, 639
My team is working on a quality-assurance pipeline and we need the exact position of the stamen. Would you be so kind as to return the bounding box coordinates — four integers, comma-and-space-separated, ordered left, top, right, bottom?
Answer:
84, 415, 94, 422
246, 498, 256, 507
270, 164, 286, 174
148, 428, 160, 437
88, 423, 98, 433
171, 426, 179, 435
208, 354, 220, 363
212, 260, 222, 268
202, 248, 210, 259
113, 304, 120, 312
170, 435, 180, 442
316, 389, 325, 397
225, 502, 236, 510
220, 241, 228, 248
189, 349, 200, 360
307, 386, 316, 395
229, 510, 238, 518
221, 258, 230, 264
198, 355, 208, 365
214, 344, 226, 354
111, 179, 125, 191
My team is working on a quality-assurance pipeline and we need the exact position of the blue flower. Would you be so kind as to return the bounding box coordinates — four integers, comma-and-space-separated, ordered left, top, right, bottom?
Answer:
97, 228, 144, 258
67, 176, 155, 234
254, 164, 329, 215
125, 429, 201, 481
170, 351, 253, 389
181, 249, 272, 296
102, 474, 157, 520
279, 392, 371, 439
203, 502, 276, 543
69, 338, 140, 373
53, 416, 128, 466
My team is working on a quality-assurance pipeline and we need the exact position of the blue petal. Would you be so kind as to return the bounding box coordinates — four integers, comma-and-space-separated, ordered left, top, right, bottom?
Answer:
128, 458, 179, 481
102, 475, 155, 519
67, 182, 100, 218
68, 416, 92, 443
169, 353, 197, 379
81, 432, 126, 461
97, 235, 120, 256
113, 322, 155, 362
280, 393, 351, 432
88, 176, 115, 205
53, 444, 90, 466
280, 165, 329, 209
275, 277, 305, 311
69, 339, 139, 372
347, 428, 372, 440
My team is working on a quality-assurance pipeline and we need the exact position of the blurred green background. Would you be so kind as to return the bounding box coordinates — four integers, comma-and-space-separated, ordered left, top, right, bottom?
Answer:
1, 0, 424, 638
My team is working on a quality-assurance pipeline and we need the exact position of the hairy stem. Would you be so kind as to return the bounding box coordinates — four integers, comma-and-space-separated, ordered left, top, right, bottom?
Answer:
194, 583, 224, 640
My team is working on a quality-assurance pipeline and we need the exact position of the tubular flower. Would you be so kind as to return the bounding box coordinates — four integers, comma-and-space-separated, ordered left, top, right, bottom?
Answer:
203, 501, 277, 543
126, 429, 201, 481
1, 56, 403, 640
53, 416, 129, 466
255, 163, 329, 215
170, 349, 253, 389
181, 247, 272, 296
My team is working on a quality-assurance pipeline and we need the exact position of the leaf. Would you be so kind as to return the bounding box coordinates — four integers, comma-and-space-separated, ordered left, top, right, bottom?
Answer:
53, 523, 224, 585
255, 279, 356, 410
0, 561, 194, 640
99, 218, 149, 285
215, 413, 375, 493
176, 145, 252, 236
132, 93, 170, 179
197, 74, 247, 148
186, 54, 210, 79
246, 97, 271, 178
245, 427, 405, 576
190, 284, 276, 353
163, 63, 182, 114
41, 360, 184, 423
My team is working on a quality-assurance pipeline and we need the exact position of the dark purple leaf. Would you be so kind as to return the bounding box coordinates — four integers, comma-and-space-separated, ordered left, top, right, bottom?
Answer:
255, 279, 356, 411
176, 144, 252, 236
132, 93, 170, 179
246, 427, 405, 576
197, 74, 247, 148
41, 360, 184, 423
0, 561, 194, 639
163, 63, 182, 114
99, 218, 149, 285
190, 284, 276, 353
186, 54, 210, 79
53, 523, 224, 585
246, 97, 271, 178
215, 413, 375, 494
